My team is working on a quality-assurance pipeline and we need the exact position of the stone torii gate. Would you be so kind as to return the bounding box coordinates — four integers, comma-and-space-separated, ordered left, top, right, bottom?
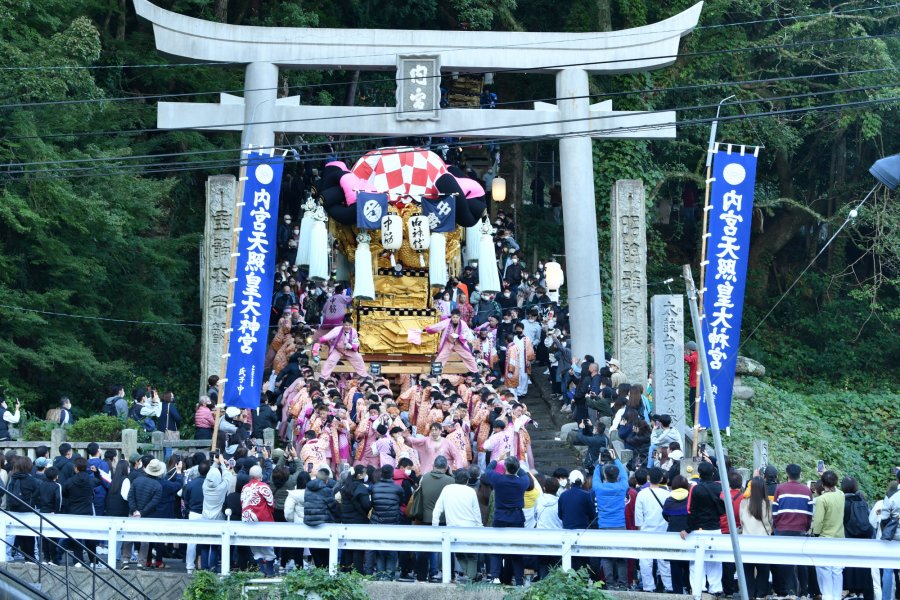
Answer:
135, 0, 702, 365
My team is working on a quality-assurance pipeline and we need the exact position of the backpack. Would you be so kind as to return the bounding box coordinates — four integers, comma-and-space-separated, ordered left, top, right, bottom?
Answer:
844, 495, 874, 538
102, 399, 117, 417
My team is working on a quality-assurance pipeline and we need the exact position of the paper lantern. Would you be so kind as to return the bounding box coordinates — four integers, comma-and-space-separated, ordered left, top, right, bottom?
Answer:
492, 176, 507, 202
353, 232, 375, 300
295, 195, 317, 266
307, 206, 330, 282
381, 214, 403, 268
544, 260, 564, 302
429, 232, 447, 288
408, 215, 430, 267
478, 220, 501, 294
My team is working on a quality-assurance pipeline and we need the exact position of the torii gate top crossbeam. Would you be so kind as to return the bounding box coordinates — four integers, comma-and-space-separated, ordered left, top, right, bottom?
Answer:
133, 0, 702, 74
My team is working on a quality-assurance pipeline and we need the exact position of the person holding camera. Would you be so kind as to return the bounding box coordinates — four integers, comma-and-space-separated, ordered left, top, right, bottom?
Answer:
573, 418, 608, 470
0, 397, 21, 442
592, 448, 629, 589
648, 414, 682, 467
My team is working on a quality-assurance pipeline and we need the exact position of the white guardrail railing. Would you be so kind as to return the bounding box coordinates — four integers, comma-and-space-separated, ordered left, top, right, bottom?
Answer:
2, 514, 897, 596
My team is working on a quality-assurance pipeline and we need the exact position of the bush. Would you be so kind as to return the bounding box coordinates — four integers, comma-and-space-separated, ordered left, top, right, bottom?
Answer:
507, 568, 610, 600
181, 568, 370, 600
66, 415, 144, 443
280, 568, 369, 600
727, 378, 899, 497
22, 420, 58, 442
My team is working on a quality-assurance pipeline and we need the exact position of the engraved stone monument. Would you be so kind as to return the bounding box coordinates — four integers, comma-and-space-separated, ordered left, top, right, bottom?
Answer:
611, 179, 648, 387
200, 175, 236, 394
651, 294, 686, 437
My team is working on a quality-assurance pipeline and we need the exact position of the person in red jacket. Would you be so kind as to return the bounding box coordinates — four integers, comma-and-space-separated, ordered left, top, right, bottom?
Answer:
719, 471, 744, 596
684, 342, 699, 423
241, 465, 276, 577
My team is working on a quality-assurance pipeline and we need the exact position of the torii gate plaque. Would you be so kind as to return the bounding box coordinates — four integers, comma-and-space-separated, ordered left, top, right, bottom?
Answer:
135, 0, 702, 362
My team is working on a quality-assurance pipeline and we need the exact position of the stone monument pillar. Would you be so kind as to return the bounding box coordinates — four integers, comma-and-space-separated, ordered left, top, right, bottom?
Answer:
557, 68, 606, 363
651, 294, 686, 437
753, 439, 769, 472
200, 175, 237, 395
611, 179, 648, 386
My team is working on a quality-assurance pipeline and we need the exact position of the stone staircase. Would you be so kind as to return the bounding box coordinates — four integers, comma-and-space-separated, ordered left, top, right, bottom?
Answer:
524, 367, 583, 475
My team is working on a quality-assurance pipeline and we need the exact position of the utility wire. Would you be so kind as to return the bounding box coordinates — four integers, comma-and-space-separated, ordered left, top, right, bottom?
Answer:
1, 2, 897, 72
3, 31, 898, 143
0, 303, 202, 328
10, 95, 899, 181
6, 83, 897, 176
738, 185, 881, 348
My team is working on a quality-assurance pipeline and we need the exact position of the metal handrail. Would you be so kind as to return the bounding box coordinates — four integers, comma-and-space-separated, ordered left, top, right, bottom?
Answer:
0, 515, 95, 600
3, 512, 899, 595
0, 488, 150, 600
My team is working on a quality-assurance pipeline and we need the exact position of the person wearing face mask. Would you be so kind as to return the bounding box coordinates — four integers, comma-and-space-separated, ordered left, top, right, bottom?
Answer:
504, 326, 535, 399
503, 253, 524, 293
496, 281, 517, 310
285, 223, 301, 264
318, 285, 353, 337
277, 213, 293, 260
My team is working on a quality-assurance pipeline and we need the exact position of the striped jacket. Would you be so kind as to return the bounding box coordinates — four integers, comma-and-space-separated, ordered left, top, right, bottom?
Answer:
772, 481, 814, 532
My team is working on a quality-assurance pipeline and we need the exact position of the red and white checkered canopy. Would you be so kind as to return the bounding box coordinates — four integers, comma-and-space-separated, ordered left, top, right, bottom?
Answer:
351, 147, 448, 201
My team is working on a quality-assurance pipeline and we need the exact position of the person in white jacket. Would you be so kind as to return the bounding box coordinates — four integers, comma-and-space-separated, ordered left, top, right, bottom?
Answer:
634, 467, 672, 592
533, 477, 563, 581
432, 470, 483, 581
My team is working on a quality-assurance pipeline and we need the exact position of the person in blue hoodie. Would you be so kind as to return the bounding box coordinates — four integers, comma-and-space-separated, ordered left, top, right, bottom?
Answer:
592, 448, 629, 589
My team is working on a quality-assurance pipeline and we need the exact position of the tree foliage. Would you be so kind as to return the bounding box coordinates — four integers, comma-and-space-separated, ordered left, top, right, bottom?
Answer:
0, 0, 897, 420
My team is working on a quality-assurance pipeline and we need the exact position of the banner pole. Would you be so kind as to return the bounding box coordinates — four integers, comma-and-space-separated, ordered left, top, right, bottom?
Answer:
211, 159, 249, 451
694, 94, 734, 456
683, 263, 749, 600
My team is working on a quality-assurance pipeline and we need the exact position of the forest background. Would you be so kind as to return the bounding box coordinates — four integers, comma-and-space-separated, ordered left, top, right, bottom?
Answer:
0, 0, 897, 491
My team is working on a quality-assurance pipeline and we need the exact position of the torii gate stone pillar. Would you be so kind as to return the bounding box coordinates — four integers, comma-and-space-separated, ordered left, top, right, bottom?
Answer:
134, 0, 702, 364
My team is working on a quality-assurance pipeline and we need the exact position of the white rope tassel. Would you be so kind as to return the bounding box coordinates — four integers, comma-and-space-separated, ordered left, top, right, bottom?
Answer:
295, 196, 317, 267
353, 232, 375, 301
478, 221, 501, 294
428, 232, 447, 288
307, 207, 330, 282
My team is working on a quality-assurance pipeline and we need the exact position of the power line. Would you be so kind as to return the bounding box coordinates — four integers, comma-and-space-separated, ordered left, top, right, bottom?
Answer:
2, 2, 896, 72
0, 303, 201, 328
7, 82, 900, 175
3, 31, 898, 143
738, 184, 881, 349
10, 95, 899, 181
6, 67, 897, 172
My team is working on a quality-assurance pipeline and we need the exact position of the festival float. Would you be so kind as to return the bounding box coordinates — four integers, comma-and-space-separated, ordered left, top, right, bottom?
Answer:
302, 147, 500, 374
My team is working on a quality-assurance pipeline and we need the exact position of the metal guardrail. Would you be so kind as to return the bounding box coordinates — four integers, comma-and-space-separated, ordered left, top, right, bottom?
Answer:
2, 514, 898, 596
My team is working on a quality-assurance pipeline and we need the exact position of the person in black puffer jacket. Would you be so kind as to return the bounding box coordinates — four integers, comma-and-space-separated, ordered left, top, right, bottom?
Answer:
62, 457, 103, 566
369, 465, 404, 580
128, 459, 164, 570
681, 462, 726, 595
5, 456, 41, 562
337, 466, 370, 574
303, 468, 339, 569
663, 475, 691, 594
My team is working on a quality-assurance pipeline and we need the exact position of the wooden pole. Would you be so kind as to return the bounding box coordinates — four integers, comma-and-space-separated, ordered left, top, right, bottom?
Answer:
694, 161, 712, 457
210, 159, 249, 451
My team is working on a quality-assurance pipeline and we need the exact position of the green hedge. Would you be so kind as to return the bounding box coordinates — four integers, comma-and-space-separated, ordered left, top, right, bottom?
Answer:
726, 378, 898, 497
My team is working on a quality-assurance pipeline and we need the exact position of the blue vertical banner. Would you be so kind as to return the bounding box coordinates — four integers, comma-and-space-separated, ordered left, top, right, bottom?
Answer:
223, 151, 285, 409
699, 144, 759, 429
